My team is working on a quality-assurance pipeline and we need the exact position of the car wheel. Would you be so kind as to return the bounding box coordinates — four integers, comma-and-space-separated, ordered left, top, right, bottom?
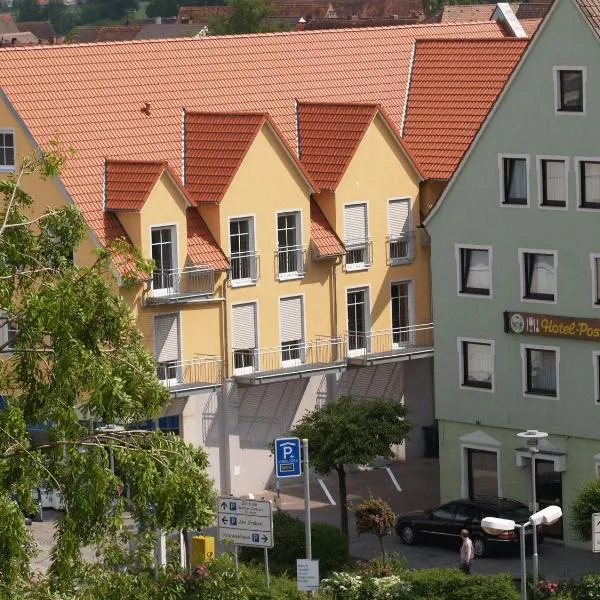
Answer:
398, 524, 417, 545
472, 536, 486, 558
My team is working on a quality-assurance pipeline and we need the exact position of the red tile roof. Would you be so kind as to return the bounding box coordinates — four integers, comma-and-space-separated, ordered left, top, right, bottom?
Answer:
0, 13, 17, 34
576, 0, 600, 36
186, 207, 229, 270
0, 21, 505, 252
440, 4, 501, 22
310, 199, 344, 257
178, 5, 231, 23
403, 37, 527, 180
105, 160, 167, 210
273, 0, 422, 18
519, 17, 543, 36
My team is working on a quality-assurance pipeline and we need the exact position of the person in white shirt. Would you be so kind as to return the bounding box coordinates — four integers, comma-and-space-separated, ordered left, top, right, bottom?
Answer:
460, 529, 475, 575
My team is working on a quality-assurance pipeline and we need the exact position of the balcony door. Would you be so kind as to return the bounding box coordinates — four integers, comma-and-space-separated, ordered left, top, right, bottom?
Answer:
279, 296, 304, 368
277, 212, 301, 279
232, 302, 257, 374
391, 281, 412, 348
388, 198, 412, 264
347, 288, 369, 357
151, 226, 177, 296
230, 217, 256, 284
154, 313, 181, 386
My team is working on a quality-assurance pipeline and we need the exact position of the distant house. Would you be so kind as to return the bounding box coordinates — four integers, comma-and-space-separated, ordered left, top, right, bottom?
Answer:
0, 12, 17, 33
17, 21, 56, 44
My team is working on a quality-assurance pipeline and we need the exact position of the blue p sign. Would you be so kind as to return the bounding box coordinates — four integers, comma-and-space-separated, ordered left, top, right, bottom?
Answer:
275, 437, 302, 478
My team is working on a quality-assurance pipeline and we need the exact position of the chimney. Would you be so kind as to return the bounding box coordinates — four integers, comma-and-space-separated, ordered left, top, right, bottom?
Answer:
155, 16, 162, 25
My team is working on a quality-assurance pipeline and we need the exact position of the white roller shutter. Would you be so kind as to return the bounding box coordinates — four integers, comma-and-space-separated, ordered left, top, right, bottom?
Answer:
154, 313, 180, 362
280, 296, 303, 343
232, 303, 257, 349
344, 203, 367, 243
388, 199, 410, 237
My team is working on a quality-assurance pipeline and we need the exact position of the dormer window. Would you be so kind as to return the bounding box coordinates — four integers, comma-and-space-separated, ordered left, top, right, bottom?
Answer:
0, 129, 15, 170
555, 67, 585, 114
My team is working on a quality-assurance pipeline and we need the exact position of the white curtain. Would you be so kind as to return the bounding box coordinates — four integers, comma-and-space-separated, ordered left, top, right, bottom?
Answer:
465, 250, 490, 290
530, 254, 555, 295
467, 343, 492, 383
529, 349, 556, 392
584, 162, 600, 204
508, 159, 527, 199
544, 160, 566, 203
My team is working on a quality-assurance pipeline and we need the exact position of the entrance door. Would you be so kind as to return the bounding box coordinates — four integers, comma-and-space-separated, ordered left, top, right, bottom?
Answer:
391, 281, 411, 348
466, 448, 498, 498
347, 288, 368, 356
536, 459, 563, 539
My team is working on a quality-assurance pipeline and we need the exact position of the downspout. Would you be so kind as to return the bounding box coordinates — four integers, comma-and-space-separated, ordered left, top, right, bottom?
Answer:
219, 271, 232, 494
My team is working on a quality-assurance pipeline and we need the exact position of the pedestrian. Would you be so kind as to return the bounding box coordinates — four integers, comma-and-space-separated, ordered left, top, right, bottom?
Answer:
459, 529, 474, 575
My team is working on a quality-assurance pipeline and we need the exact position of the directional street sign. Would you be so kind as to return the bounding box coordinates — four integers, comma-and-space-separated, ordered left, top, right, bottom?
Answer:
592, 512, 600, 553
275, 437, 302, 478
217, 497, 273, 548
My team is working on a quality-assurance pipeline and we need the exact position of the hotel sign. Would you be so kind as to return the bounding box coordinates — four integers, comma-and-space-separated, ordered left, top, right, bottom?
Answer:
504, 311, 600, 341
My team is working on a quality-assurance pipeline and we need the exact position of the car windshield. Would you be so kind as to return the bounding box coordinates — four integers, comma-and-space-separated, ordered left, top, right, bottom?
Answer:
501, 505, 531, 523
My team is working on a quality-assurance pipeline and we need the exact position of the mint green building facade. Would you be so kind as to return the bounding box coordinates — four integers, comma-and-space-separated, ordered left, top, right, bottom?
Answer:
427, 0, 600, 547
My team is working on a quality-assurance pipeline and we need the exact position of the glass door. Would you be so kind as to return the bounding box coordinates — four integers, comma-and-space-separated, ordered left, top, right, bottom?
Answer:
391, 281, 411, 348
536, 459, 563, 539
347, 289, 367, 356
466, 448, 498, 498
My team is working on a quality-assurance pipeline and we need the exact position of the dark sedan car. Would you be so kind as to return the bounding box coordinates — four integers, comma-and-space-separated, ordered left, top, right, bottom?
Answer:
395, 497, 542, 557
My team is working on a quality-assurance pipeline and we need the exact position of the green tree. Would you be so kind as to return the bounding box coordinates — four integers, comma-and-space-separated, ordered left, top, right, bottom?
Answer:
0, 144, 216, 596
80, 0, 139, 23
355, 495, 396, 565
14, 0, 44, 22
571, 477, 600, 541
43, 0, 79, 37
208, 0, 290, 35
289, 396, 412, 546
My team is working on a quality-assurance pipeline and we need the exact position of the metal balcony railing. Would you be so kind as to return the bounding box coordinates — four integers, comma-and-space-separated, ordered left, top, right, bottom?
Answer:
156, 355, 223, 390
149, 266, 215, 303
276, 245, 305, 279
387, 231, 416, 265
347, 323, 434, 365
232, 336, 347, 383
344, 238, 372, 271
229, 251, 259, 285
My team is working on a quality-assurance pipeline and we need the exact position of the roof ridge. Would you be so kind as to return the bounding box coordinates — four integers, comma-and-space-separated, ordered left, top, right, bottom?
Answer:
185, 110, 268, 117
297, 100, 380, 109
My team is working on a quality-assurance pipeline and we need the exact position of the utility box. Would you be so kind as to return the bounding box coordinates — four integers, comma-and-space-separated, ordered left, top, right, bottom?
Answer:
191, 535, 215, 566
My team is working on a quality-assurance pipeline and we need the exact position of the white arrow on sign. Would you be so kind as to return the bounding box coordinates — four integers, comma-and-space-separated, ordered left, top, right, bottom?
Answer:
218, 528, 272, 548
219, 514, 271, 532
218, 498, 272, 518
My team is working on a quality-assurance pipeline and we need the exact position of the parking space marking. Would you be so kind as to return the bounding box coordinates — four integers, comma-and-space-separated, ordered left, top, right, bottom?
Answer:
385, 467, 402, 492
317, 478, 336, 505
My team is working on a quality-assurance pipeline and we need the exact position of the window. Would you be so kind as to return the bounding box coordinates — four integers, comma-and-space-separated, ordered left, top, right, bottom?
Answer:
594, 352, 600, 405
521, 251, 556, 302
347, 288, 368, 355
151, 226, 176, 294
0, 314, 18, 352
0, 130, 15, 170
524, 346, 558, 397
556, 68, 584, 113
539, 158, 567, 208
232, 302, 257, 374
592, 255, 600, 305
459, 339, 493, 390
387, 198, 413, 264
578, 160, 600, 209
230, 217, 257, 284
391, 281, 411, 347
277, 212, 303, 279
279, 296, 304, 366
344, 203, 370, 270
502, 157, 528, 205
458, 246, 491, 296
154, 313, 181, 386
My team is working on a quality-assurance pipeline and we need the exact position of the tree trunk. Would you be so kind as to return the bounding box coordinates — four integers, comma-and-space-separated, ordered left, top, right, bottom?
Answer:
335, 463, 349, 547
379, 535, 386, 566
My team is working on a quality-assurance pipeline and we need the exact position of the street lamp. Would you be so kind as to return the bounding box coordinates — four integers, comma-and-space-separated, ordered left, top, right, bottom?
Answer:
517, 429, 548, 588
482, 505, 562, 600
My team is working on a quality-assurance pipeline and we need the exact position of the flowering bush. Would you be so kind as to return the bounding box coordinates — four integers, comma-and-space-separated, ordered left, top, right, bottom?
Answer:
536, 579, 561, 598
320, 571, 363, 600
577, 574, 600, 600
355, 495, 396, 564
371, 575, 413, 599
356, 553, 407, 579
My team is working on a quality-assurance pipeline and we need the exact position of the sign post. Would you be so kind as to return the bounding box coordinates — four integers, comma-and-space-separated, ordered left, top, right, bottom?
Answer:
592, 513, 600, 552
302, 438, 312, 560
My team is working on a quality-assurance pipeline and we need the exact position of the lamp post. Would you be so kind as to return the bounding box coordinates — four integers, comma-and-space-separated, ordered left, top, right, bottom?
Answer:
482, 505, 562, 600
517, 429, 548, 589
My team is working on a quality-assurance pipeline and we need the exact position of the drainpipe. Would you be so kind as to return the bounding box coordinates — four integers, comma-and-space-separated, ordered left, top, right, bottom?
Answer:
219, 273, 232, 495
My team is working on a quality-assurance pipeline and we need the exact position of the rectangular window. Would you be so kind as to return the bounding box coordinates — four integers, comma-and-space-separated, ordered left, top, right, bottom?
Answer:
154, 313, 181, 385
460, 340, 493, 390
279, 296, 304, 366
540, 159, 567, 208
344, 203, 370, 270
502, 157, 528, 205
0, 130, 15, 169
593, 256, 600, 305
0, 314, 18, 352
579, 161, 600, 209
525, 347, 558, 397
232, 302, 257, 374
151, 226, 176, 293
557, 69, 584, 113
230, 217, 257, 284
277, 212, 303, 279
347, 288, 368, 354
388, 198, 412, 264
522, 251, 556, 302
391, 281, 411, 347
594, 352, 600, 404
458, 247, 491, 296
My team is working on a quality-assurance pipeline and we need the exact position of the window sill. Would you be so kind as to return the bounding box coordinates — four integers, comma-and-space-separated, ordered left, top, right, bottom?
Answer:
460, 384, 494, 394
388, 258, 414, 266
278, 273, 304, 282
0, 165, 15, 172
578, 204, 600, 211
459, 289, 491, 297
522, 295, 556, 304
501, 200, 528, 207
345, 264, 371, 273
540, 202, 567, 210
233, 367, 255, 376
524, 391, 559, 401
230, 279, 257, 288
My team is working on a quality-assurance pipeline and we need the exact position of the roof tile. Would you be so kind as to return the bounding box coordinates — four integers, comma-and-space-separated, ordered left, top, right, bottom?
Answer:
186, 207, 229, 270
310, 199, 344, 257
105, 159, 167, 210
576, 0, 600, 36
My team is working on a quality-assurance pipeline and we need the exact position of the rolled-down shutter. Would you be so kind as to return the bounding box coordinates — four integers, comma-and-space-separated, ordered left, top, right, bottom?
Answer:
388, 199, 410, 237
344, 203, 367, 243
232, 303, 257, 349
280, 296, 303, 343
154, 313, 180, 362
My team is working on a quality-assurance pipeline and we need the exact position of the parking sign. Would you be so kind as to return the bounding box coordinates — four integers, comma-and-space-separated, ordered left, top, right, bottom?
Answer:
275, 437, 302, 478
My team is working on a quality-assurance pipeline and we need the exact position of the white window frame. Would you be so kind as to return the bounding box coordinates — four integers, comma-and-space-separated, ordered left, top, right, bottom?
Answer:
231, 299, 259, 375
575, 156, 600, 212
343, 201, 371, 272
518, 248, 558, 304
229, 214, 257, 288
455, 244, 493, 299
387, 196, 414, 265
345, 285, 371, 357
0, 128, 15, 172
594, 351, 600, 406
278, 293, 306, 368
149, 223, 178, 298
498, 154, 530, 207
275, 209, 304, 281
457, 337, 495, 393
521, 343, 560, 401
459, 431, 502, 498
390, 278, 414, 349
536, 155, 569, 210
590, 253, 600, 307
553, 66, 586, 116
0, 312, 18, 354
154, 312, 182, 387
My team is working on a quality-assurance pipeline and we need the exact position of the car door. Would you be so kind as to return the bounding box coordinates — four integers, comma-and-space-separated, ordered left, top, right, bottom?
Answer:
453, 503, 481, 548
422, 503, 459, 547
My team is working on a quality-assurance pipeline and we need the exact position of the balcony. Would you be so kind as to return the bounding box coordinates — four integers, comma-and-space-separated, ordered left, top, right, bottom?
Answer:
146, 266, 215, 305
232, 336, 347, 385
276, 245, 305, 280
344, 239, 372, 271
229, 251, 259, 287
157, 355, 222, 395
387, 231, 415, 265
347, 323, 434, 366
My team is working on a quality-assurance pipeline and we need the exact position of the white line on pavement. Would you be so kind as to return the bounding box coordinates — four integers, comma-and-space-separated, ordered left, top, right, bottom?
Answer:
385, 467, 402, 492
318, 478, 336, 505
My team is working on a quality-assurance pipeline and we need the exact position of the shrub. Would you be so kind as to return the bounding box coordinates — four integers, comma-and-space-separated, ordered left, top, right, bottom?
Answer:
239, 511, 348, 577
449, 573, 519, 600
575, 574, 600, 600
570, 479, 600, 541
355, 496, 396, 564
320, 571, 362, 600
356, 553, 407, 579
